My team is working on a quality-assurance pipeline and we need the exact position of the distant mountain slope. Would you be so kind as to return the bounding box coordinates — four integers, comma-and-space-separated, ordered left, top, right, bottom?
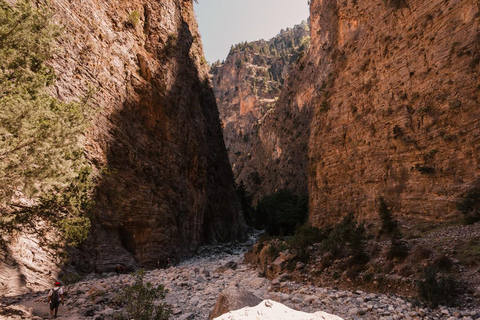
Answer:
211, 22, 310, 201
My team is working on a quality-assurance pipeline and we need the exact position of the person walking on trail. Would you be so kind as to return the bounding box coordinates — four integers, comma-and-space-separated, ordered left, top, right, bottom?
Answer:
47, 281, 64, 318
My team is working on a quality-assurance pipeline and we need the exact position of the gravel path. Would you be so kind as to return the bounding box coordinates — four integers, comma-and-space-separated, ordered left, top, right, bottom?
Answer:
1, 234, 480, 320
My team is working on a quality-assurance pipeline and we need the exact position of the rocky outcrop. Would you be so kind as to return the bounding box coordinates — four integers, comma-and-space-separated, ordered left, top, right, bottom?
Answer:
211, 23, 310, 201
0, 0, 245, 295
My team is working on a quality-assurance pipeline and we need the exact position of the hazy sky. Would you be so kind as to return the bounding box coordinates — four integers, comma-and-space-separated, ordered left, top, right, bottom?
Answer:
194, 0, 309, 63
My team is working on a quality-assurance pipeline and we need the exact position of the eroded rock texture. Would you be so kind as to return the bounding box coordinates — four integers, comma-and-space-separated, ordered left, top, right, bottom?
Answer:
305, 0, 480, 225
211, 23, 311, 201
214, 0, 479, 225
0, 0, 245, 295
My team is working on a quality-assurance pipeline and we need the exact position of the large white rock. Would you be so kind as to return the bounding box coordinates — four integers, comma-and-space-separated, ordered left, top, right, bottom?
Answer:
213, 299, 344, 320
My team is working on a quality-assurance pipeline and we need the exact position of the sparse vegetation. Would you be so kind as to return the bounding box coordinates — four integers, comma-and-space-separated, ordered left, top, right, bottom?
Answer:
378, 197, 400, 236
417, 267, 461, 307
457, 187, 480, 224
126, 10, 141, 27
254, 190, 308, 236
321, 212, 368, 262
114, 270, 171, 320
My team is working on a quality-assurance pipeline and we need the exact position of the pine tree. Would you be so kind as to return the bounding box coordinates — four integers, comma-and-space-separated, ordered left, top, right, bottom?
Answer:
0, 0, 92, 247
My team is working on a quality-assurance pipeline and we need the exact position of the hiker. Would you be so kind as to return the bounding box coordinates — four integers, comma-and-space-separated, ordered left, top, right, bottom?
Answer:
115, 264, 121, 275
47, 281, 64, 319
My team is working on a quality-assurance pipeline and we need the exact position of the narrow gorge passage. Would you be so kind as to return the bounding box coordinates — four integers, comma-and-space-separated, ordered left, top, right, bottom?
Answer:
3, 237, 480, 320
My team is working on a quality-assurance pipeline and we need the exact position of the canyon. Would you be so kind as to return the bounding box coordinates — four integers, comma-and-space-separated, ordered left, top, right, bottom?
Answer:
215, 0, 480, 226
1, 0, 479, 316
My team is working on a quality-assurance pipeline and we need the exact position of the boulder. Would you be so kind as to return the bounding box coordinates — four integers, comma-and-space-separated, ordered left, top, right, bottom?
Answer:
212, 299, 344, 320
208, 287, 262, 320
214, 261, 238, 273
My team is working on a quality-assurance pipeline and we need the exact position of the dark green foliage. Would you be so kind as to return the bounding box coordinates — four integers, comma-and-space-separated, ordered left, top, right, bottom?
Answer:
321, 212, 368, 262
417, 267, 460, 307
378, 197, 400, 236
433, 254, 453, 272
287, 225, 325, 263
0, 166, 93, 248
386, 239, 409, 261
236, 181, 254, 226
287, 225, 325, 250
267, 241, 287, 259
457, 187, 480, 224
254, 190, 308, 236
114, 270, 171, 320
60, 272, 83, 285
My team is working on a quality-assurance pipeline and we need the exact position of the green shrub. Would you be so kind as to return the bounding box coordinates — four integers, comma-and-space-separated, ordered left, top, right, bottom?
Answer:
378, 197, 400, 236
266, 242, 287, 259
285, 225, 324, 263
417, 267, 460, 307
287, 225, 325, 250
457, 187, 480, 224
114, 270, 171, 320
254, 190, 308, 236
386, 239, 409, 261
433, 254, 453, 272
321, 212, 368, 262
60, 272, 83, 285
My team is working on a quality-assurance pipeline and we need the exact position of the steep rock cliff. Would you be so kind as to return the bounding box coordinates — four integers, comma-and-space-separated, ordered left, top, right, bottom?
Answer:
211, 23, 310, 201
304, 0, 480, 225
218, 0, 479, 225
1, 0, 245, 295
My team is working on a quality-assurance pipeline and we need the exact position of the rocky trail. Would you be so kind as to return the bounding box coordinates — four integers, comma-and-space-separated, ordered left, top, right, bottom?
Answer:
1, 234, 480, 320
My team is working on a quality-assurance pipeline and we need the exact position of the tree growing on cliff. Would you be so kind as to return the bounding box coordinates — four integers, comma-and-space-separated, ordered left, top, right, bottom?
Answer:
0, 0, 92, 247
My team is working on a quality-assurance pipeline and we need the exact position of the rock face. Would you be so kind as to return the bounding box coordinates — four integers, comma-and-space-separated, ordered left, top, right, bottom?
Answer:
0, 0, 246, 295
219, 0, 479, 224
305, 0, 480, 224
211, 23, 310, 201
51, 0, 245, 268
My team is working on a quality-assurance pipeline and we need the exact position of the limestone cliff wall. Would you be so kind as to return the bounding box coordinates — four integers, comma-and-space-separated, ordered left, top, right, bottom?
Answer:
224, 0, 479, 225
0, 0, 245, 295
211, 24, 311, 202
306, 0, 480, 225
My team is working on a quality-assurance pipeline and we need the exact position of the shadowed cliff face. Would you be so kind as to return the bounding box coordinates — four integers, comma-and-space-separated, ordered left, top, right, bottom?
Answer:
74, 0, 245, 270
0, 0, 246, 293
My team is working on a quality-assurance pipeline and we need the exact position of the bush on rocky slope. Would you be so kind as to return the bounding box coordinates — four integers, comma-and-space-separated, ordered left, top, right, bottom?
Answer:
254, 190, 308, 236
113, 270, 171, 320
